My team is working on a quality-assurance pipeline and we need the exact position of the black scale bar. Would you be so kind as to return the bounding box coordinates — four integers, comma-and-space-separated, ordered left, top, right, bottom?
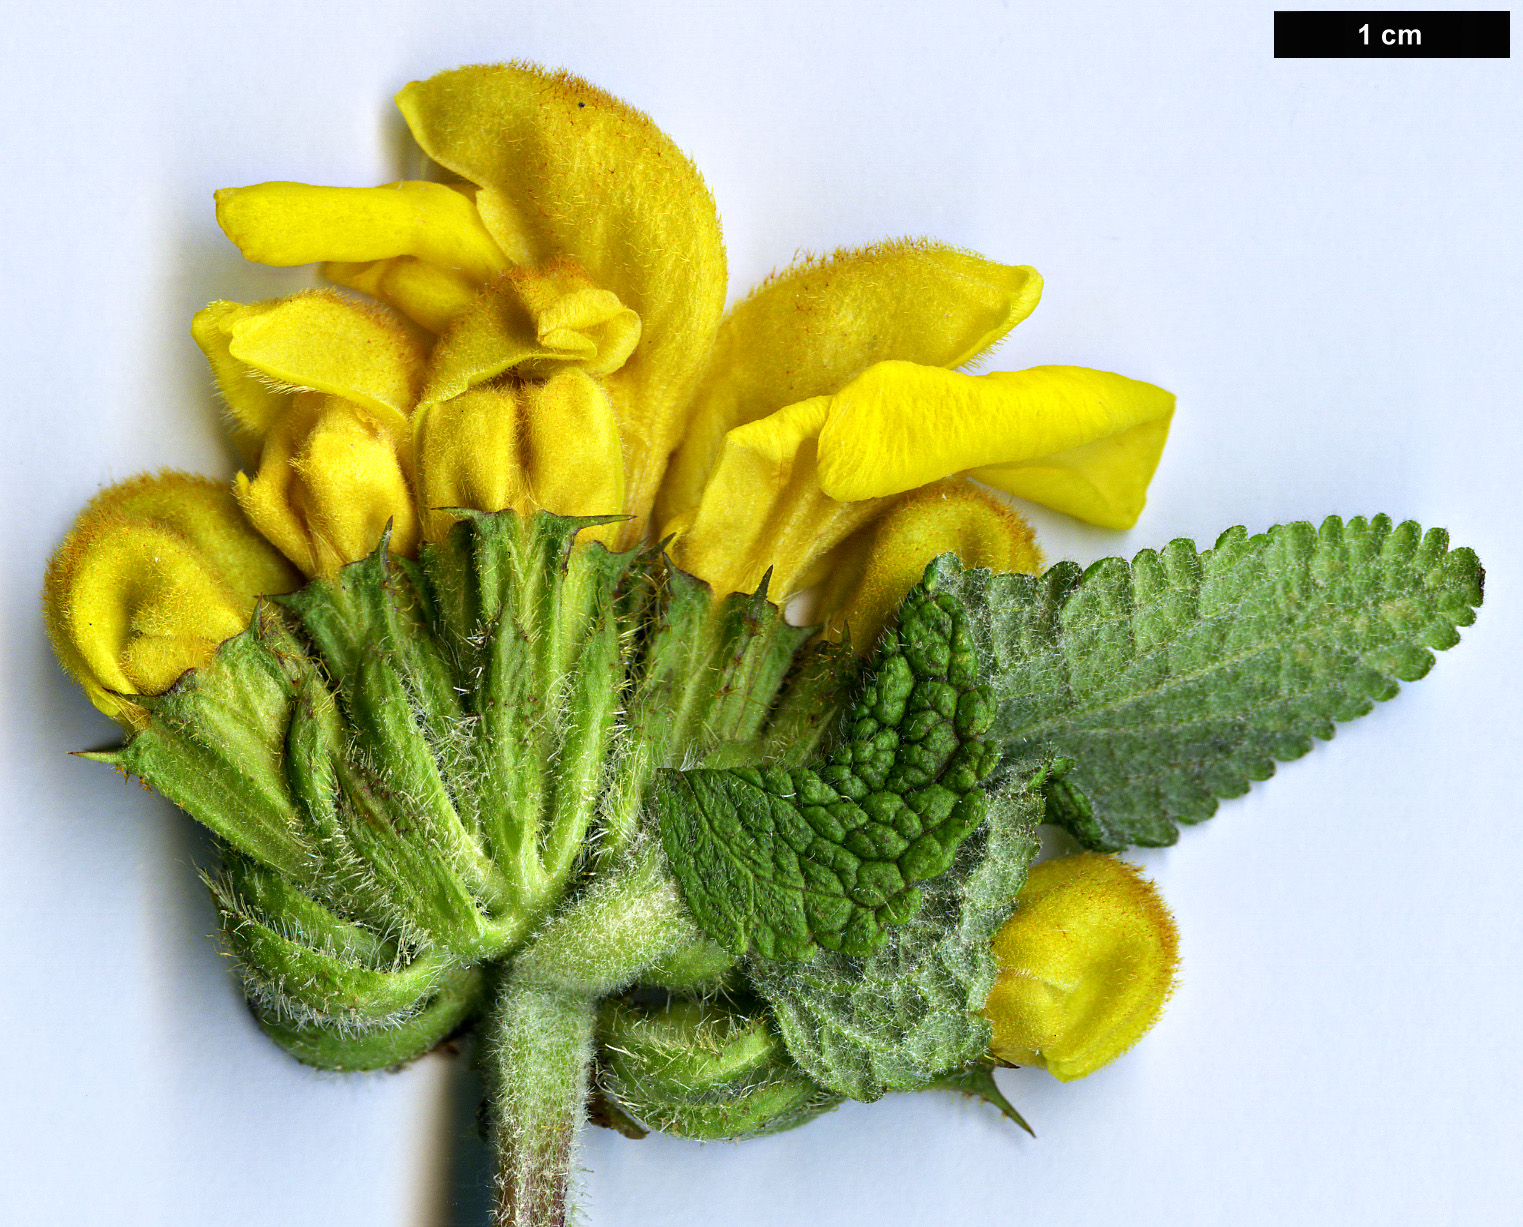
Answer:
1275, 10, 1510, 57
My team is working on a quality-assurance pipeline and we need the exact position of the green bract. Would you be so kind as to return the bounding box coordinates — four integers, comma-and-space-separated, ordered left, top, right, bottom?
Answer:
596, 997, 844, 1141
657, 583, 1000, 961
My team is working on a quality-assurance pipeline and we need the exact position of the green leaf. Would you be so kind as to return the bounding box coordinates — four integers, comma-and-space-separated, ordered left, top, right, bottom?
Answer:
935, 515, 1484, 850
658, 583, 1000, 961
749, 782, 1041, 1100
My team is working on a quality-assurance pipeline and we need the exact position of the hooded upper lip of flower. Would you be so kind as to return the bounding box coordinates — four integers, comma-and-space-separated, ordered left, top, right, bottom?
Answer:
47, 62, 1176, 726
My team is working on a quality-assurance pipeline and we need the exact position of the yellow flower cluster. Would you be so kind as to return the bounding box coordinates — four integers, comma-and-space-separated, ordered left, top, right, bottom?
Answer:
45, 62, 1174, 725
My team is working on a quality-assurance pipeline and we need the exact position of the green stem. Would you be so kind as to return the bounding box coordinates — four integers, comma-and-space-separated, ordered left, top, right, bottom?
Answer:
482, 978, 593, 1227
482, 840, 701, 1227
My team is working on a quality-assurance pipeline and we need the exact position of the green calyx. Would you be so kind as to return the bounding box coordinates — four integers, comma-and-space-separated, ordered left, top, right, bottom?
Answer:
595, 996, 843, 1142
93, 510, 849, 1070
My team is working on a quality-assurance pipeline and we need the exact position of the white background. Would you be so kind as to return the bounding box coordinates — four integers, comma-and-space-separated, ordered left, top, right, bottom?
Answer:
2, 2, 1519, 1224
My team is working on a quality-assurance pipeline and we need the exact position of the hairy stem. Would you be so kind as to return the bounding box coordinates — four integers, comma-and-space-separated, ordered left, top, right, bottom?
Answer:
483, 839, 704, 1226
483, 977, 594, 1227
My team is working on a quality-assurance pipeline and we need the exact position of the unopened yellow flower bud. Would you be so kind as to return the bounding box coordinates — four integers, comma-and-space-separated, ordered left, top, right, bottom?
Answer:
817, 479, 1041, 650
414, 370, 627, 546
984, 853, 1179, 1081
236, 393, 420, 579
413, 385, 528, 542
521, 369, 626, 524
43, 473, 300, 727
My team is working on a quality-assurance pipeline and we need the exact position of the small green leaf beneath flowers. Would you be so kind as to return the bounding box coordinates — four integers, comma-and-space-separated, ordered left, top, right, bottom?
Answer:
658, 582, 1000, 961
749, 781, 1041, 1100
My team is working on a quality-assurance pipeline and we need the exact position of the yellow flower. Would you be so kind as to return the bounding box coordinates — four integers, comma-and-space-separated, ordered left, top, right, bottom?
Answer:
51, 63, 1178, 713
198, 63, 1172, 619
983, 853, 1180, 1081
659, 237, 1174, 620
192, 290, 427, 576
42, 473, 300, 727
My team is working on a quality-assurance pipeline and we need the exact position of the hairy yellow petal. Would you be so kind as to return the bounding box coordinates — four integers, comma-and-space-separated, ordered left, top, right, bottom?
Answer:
43, 473, 297, 727
92, 472, 304, 600
816, 362, 1175, 529
326, 257, 482, 335
237, 394, 419, 579
191, 301, 293, 454
522, 370, 627, 535
668, 396, 885, 600
658, 241, 1041, 527
226, 291, 424, 426
421, 259, 641, 405
397, 64, 727, 543
819, 480, 1041, 651
984, 853, 1179, 1081
413, 385, 528, 543
215, 180, 510, 283
194, 291, 427, 460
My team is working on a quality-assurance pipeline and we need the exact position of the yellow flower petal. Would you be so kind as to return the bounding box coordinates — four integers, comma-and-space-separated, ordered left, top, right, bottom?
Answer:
819, 480, 1041, 650
396, 64, 727, 542
325, 257, 482, 335
967, 414, 1174, 531
193, 291, 427, 454
215, 180, 510, 283
236, 393, 419, 579
229, 291, 425, 426
657, 241, 1042, 527
521, 369, 627, 531
43, 473, 297, 727
421, 259, 641, 406
984, 853, 1179, 1081
413, 385, 528, 543
816, 361, 1175, 529
190, 301, 292, 455
667, 396, 886, 599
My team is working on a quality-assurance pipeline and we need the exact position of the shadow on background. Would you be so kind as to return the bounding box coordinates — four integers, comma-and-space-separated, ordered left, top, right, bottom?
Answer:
442, 1040, 495, 1227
